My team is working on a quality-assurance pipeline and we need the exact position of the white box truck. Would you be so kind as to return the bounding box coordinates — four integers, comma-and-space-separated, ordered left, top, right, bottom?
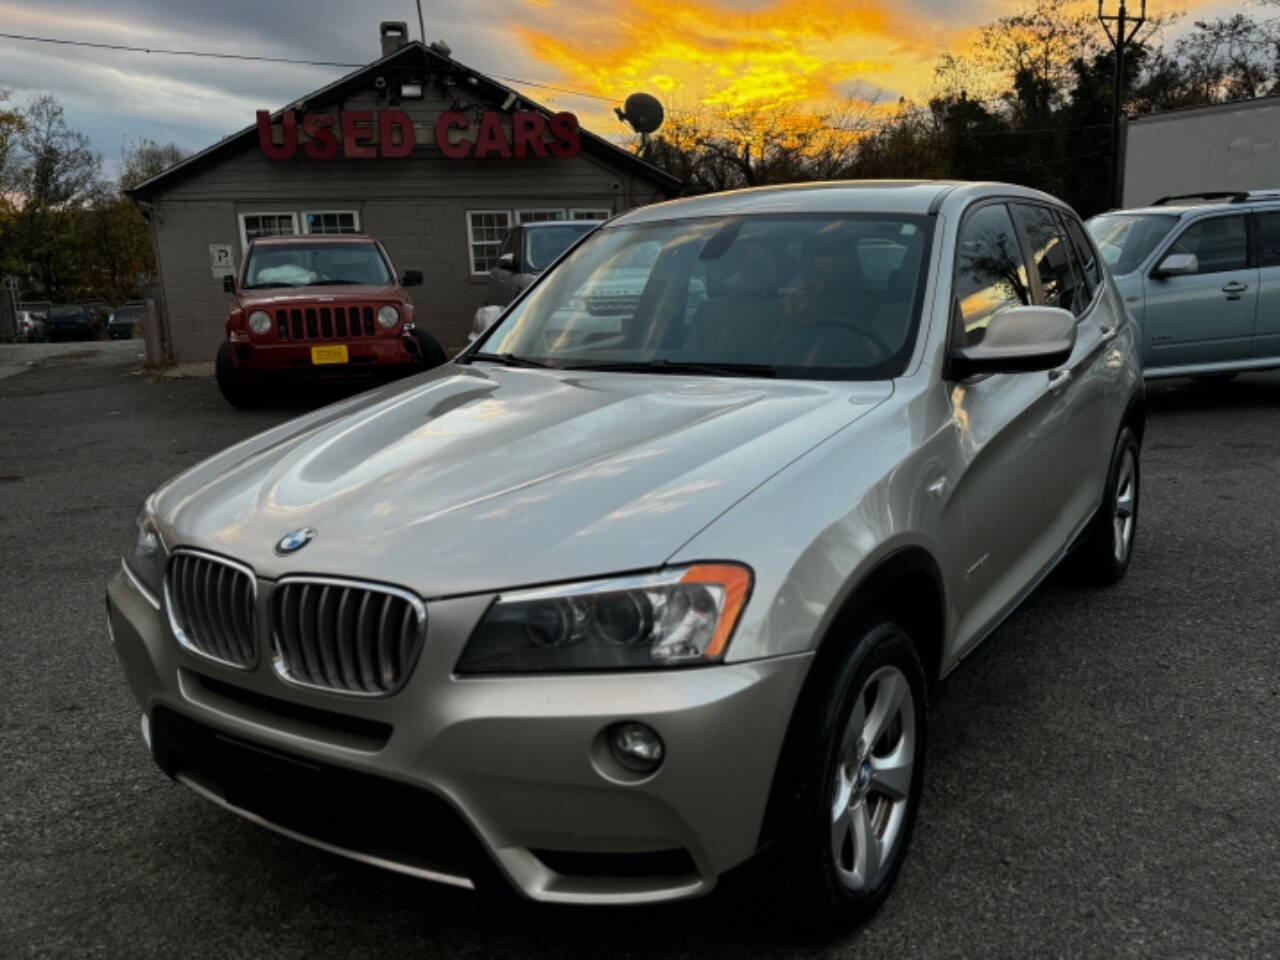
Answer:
1122, 98, 1280, 207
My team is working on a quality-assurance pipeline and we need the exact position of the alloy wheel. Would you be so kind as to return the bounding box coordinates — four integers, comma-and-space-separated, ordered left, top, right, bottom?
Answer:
1113, 449, 1137, 564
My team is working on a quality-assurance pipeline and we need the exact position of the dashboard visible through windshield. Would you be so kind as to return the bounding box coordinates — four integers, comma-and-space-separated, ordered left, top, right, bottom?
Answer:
243, 243, 392, 288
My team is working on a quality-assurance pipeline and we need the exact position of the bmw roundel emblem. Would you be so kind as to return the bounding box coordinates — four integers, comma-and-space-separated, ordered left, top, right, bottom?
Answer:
275, 527, 317, 555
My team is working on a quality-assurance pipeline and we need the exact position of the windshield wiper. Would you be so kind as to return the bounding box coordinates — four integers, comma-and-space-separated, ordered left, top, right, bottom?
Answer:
241, 282, 301, 289
563, 358, 777, 378
461, 352, 556, 368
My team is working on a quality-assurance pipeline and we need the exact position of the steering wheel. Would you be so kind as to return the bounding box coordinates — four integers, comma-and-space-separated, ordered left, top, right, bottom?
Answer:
800, 320, 895, 362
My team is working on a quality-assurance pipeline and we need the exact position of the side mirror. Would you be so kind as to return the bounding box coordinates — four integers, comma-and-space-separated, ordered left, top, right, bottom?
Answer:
495, 252, 517, 272
950, 305, 1076, 378
401, 269, 423, 287
469, 304, 504, 342
222, 275, 236, 293
1152, 251, 1198, 278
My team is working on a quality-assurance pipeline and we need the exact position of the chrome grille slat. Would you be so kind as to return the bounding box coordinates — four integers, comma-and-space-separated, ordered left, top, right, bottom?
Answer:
164, 551, 258, 669
272, 578, 425, 696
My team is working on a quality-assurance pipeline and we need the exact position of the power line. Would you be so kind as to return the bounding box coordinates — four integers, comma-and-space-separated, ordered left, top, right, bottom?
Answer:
0, 30, 618, 102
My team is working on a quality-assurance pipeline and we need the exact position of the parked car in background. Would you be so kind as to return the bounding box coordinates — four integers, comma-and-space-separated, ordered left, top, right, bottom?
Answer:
109, 181, 1144, 927
1087, 189, 1280, 381
46, 304, 100, 341
108, 302, 144, 339
215, 234, 446, 407
485, 219, 602, 306
17, 310, 47, 342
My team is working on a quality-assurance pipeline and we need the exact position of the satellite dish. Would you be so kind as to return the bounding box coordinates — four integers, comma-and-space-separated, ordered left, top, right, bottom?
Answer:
615, 93, 665, 136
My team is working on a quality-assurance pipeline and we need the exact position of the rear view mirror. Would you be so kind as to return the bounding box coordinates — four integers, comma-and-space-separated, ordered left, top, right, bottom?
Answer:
401, 269, 423, 287
1153, 252, 1198, 278
495, 252, 516, 272
950, 306, 1076, 378
222, 275, 236, 293
469, 305, 503, 342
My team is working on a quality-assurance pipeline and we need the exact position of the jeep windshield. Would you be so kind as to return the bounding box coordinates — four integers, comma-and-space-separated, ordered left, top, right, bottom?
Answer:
1086, 213, 1178, 275
243, 242, 392, 288
472, 214, 934, 380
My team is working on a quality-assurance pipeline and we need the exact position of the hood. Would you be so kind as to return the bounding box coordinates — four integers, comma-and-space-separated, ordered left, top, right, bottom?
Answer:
237, 284, 403, 307
155, 366, 891, 596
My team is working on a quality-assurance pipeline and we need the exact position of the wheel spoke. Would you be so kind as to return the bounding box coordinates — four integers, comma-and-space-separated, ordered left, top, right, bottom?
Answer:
862, 671, 907, 749
851, 798, 879, 887
839, 693, 867, 759
831, 803, 852, 868
869, 743, 913, 801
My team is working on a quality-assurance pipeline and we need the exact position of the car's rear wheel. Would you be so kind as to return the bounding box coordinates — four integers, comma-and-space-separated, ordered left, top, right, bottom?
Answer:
411, 328, 448, 369
215, 342, 262, 409
771, 620, 928, 929
1070, 426, 1139, 586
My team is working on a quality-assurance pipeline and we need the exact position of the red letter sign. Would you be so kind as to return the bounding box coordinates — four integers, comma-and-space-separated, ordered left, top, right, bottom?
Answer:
474, 112, 512, 159
549, 112, 581, 159
257, 110, 296, 160
301, 113, 338, 159
511, 112, 548, 158
379, 110, 415, 158
341, 110, 377, 159
435, 111, 472, 159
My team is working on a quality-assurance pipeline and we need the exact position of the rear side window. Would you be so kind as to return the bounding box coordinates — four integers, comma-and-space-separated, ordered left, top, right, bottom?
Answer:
954, 203, 1031, 347
1012, 204, 1087, 316
1168, 216, 1249, 274
1255, 213, 1280, 268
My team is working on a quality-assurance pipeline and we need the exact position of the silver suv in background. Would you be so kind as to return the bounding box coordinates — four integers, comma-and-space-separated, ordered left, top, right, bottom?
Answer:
108, 181, 1143, 928
1087, 190, 1280, 380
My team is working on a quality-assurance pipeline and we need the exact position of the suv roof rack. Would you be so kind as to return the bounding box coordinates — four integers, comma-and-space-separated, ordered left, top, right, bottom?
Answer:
1151, 192, 1250, 206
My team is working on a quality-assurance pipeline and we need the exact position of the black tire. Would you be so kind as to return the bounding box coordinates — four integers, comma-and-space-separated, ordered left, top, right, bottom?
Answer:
215, 342, 262, 409
411, 328, 448, 369
769, 620, 928, 930
1069, 426, 1140, 586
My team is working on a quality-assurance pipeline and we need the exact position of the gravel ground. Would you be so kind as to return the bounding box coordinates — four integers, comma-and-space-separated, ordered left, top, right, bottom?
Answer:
1, 345, 1277, 959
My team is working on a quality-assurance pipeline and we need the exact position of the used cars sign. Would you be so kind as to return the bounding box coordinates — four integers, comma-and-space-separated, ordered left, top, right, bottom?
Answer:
256, 108, 583, 161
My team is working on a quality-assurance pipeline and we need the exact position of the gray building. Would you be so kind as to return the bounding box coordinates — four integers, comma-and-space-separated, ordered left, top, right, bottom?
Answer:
129, 23, 680, 363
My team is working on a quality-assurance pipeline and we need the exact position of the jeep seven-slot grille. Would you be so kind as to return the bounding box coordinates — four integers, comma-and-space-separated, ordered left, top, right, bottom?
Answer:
165, 552, 257, 668
272, 580, 425, 696
274, 306, 377, 341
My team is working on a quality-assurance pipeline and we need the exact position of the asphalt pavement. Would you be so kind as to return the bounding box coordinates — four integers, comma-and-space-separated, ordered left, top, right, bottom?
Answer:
1, 343, 1277, 959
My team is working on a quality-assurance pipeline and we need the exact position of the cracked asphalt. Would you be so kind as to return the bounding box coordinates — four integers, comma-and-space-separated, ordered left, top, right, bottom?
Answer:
1, 343, 1277, 959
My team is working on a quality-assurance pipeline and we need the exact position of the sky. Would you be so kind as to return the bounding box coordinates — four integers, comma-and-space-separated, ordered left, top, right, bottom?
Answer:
0, 0, 1245, 178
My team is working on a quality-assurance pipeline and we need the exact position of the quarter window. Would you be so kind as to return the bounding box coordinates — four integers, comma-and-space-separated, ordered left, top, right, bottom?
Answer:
1012, 204, 1086, 316
239, 212, 297, 251
302, 211, 359, 235
1255, 212, 1280, 268
1062, 215, 1101, 297
954, 203, 1031, 346
1168, 216, 1249, 274
467, 210, 513, 275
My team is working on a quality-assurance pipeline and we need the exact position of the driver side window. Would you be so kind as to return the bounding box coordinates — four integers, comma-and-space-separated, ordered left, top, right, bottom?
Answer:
953, 204, 1032, 347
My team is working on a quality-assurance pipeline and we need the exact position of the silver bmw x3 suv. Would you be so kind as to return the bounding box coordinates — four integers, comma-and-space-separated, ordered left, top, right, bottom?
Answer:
107, 181, 1144, 926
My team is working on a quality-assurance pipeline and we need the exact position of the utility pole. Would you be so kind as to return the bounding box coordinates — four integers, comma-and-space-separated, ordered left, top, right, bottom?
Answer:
415, 0, 426, 43
1098, 0, 1146, 208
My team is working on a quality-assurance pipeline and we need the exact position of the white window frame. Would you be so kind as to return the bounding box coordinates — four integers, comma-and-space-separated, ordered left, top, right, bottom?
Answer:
515, 208, 567, 224
466, 209, 514, 276
301, 209, 361, 235
569, 208, 610, 221
238, 211, 299, 252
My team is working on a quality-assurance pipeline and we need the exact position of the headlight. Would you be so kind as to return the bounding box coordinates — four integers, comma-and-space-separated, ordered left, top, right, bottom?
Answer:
377, 305, 400, 328
456, 564, 751, 674
247, 310, 272, 334
123, 495, 165, 602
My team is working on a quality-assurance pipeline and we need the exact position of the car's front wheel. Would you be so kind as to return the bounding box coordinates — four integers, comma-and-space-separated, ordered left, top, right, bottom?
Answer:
215, 343, 262, 409
411, 328, 448, 369
1070, 426, 1140, 585
771, 621, 928, 928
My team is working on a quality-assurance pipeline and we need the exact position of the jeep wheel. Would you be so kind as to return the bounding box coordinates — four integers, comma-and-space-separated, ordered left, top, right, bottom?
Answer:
215, 343, 262, 409
772, 621, 928, 929
412, 328, 448, 369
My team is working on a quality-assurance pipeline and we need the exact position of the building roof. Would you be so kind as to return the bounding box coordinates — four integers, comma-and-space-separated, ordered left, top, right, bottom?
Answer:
127, 41, 682, 200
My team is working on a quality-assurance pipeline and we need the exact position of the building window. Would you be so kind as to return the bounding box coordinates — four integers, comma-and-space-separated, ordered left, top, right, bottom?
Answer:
239, 212, 297, 251
467, 210, 513, 275
570, 209, 610, 221
303, 210, 360, 235
516, 209, 567, 224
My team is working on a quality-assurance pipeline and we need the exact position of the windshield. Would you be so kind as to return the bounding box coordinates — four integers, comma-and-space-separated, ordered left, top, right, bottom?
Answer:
524, 224, 595, 272
476, 214, 933, 380
243, 242, 391, 288
49, 306, 83, 320
1086, 213, 1177, 275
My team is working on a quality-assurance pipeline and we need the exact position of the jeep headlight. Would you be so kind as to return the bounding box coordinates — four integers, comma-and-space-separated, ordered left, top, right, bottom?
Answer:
456, 564, 751, 674
247, 310, 272, 334
377, 305, 400, 329
123, 495, 165, 603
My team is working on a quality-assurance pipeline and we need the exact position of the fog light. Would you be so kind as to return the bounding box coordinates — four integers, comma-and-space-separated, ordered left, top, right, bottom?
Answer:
609, 721, 664, 773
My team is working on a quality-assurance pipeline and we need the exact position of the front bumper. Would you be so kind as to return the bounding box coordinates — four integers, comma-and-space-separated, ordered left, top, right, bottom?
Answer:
230, 335, 422, 380
107, 565, 811, 904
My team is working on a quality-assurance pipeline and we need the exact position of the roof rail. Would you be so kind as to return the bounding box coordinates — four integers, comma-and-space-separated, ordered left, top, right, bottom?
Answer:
1151, 192, 1250, 206
1244, 189, 1280, 200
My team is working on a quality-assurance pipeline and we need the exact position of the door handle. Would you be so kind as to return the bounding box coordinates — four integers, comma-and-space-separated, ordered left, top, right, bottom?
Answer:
1048, 368, 1072, 392
1222, 281, 1248, 300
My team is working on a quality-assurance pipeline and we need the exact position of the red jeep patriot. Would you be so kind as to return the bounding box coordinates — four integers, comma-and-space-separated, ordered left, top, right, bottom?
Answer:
217, 234, 447, 407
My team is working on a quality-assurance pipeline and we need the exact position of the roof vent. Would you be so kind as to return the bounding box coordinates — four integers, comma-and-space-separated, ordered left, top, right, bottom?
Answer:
380, 21, 409, 58
428, 39, 452, 58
